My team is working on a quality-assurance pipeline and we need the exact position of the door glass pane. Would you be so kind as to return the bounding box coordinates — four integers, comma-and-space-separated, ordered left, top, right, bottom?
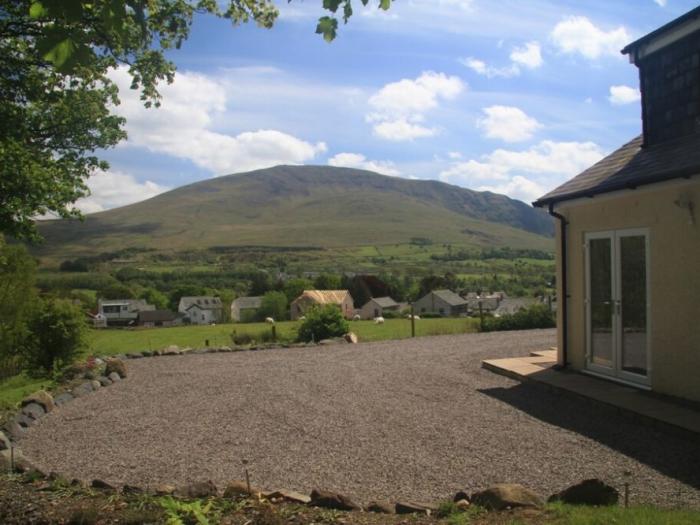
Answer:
620, 235, 647, 376
590, 238, 613, 368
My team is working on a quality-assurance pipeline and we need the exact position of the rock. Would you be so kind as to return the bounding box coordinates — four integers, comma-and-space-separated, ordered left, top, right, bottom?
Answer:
122, 484, 144, 495
126, 353, 143, 359
156, 484, 176, 496
98, 376, 112, 387
176, 481, 218, 498
455, 499, 471, 511
54, 393, 74, 406
14, 413, 35, 428
453, 490, 470, 502
105, 358, 127, 378
395, 501, 437, 515
91, 479, 116, 491
163, 345, 181, 355
90, 380, 101, 390
21, 391, 55, 413
94, 357, 105, 366
265, 489, 311, 504
548, 479, 619, 506
72, 382, 94, 397
5, 421, 26, 440
0, 449, 34, 473
0, 431, 9, 451
366, 501, 395, 514
343, 332, 359, 344
21, 402, 46, 421
113, 354, 127, 361
223, 480, 262, 498
108, 372, 121, 382
318, 339, 340, 346
141, 351, 154, 357
309, 489, 361, 511
219, 346, 232, 352
471, 484, 544, 511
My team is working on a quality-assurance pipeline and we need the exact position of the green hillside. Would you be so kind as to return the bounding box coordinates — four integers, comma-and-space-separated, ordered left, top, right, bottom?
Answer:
35, 165, 553, 257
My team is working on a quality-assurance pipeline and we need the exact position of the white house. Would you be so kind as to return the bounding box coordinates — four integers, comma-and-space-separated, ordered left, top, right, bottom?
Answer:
97, 299, 154, 326
231, 296, 263, 322
359, 297, 400, 320
178, 296, 223, 325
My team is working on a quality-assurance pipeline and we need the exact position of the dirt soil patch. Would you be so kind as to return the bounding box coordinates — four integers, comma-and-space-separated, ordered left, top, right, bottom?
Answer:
19, 329, 700, 507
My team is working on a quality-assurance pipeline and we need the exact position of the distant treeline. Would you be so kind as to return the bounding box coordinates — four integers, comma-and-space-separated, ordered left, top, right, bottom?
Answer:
431, 247, 553, 262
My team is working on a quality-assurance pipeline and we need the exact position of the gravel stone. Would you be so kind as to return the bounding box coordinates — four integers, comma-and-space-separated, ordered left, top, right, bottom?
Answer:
21, 403, 45, 421
98, 376, 112, 387
54, 393, 74, 406
108, 372, 121, 383
17, 330, 700, 507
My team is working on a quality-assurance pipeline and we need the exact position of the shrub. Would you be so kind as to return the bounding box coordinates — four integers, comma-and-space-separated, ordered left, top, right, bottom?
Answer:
296, 305, 349, 343
481, 304, 555, 332
23, 298, 86, 374
257, 291, 288, 321
381, 310, 401, 319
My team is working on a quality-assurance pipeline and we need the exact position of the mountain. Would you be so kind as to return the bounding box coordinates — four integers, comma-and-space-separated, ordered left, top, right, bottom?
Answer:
34, 165, 553, 257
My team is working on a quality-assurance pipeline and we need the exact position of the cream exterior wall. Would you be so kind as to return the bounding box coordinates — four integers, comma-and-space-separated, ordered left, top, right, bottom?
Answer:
555, 177, 700, 402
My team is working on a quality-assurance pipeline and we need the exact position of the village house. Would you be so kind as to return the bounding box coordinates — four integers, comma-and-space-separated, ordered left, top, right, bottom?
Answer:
413, 290, 468, 317
178, 296, 223, 325
493, 297, 538, 317
290, 290, 355, 320
230, 296, 262, 322
464, 292, 503, 315
359, 296, 400, 320
533, 7, 700, 403
97, 299, 155, 326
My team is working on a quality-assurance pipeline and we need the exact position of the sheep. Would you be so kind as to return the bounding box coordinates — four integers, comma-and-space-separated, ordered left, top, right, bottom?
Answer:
374, 316, 385, 324
265, 317, 275, 324
352, 314, 361, 321
405, 314, 420, 320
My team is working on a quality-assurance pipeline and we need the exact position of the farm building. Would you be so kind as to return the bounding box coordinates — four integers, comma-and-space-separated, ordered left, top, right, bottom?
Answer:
413, 290, 468, 317
178, 296, 223, 325
533, 7, 700, 402
359, 296, 400, 320
231, 296, 263, 322
290, 290, 355, 320
97, 299, 154, 326
137, 310, 182, 328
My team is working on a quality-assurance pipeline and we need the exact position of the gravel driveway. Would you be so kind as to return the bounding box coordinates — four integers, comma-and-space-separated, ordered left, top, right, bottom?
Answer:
20, 330, 700, 507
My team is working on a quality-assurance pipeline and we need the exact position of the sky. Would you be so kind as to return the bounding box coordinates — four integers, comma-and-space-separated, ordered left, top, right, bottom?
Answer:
78, 0, 700, 213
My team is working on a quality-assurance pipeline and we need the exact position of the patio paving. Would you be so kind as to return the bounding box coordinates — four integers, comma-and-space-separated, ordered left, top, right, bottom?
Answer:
483, 352, 700, 436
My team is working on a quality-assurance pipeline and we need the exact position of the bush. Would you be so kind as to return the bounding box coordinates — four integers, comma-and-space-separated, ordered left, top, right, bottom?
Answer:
257, 291, 288, 321
23, 298, 86, 374
481, 304, 555, 332
296, 305, 349, 343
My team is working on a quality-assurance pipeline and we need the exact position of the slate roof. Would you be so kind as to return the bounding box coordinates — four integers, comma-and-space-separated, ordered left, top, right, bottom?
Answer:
534, 133, 700, 207
232, 296, 263, 309
621, 6, 700, 56
179, 296, 222, 311
432, 289, 468, 307
370, 296, 399, 308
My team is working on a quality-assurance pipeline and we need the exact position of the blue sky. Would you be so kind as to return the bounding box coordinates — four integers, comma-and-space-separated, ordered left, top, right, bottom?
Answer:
79, 0, 699, 213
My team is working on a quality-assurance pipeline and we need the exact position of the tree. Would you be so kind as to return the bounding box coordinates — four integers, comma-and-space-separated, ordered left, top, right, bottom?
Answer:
296, 305, 349, 342
283, 278, 313, 303
140, 287, 169, 310
314, 273, 342, 290
24, 297, 86, 373
0, 240, 37, 359
1, 0, 389, 240
258, 290, 288, 321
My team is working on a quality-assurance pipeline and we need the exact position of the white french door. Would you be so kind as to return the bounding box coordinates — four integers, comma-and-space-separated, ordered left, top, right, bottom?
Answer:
585, 229, 650, 386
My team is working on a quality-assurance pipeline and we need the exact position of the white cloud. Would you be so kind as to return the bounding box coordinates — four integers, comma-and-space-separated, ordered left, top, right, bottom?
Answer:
75, 170, 170, 213
440, 140, 606, 202
367, 71, 464, 141
462, 40, 543, 79
477, 105, 542, 142
551, 16, 630, 59
654, 0, 667, 6
328, 152, 400, 176
459, 57, 519, 78
448, 151, 463, 160
608, 84, 641, 105
510, 41, 543, 69
109, 66, 326, 175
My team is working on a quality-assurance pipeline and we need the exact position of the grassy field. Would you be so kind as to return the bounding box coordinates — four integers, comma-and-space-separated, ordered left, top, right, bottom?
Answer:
86, 318, 481, 356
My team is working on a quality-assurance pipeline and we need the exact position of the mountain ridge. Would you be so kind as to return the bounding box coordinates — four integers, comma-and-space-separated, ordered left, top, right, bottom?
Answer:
35, 165, 553, 257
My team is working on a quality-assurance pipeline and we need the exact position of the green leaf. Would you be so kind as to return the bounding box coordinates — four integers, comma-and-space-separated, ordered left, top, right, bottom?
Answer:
315, 16, 338, 42
379, 0, 391, 10
29, 1, 48, 18
322, 0, 343, 13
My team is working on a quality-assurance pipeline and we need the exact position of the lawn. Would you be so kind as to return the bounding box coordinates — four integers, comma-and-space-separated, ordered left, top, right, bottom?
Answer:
86, 317, 481, 356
